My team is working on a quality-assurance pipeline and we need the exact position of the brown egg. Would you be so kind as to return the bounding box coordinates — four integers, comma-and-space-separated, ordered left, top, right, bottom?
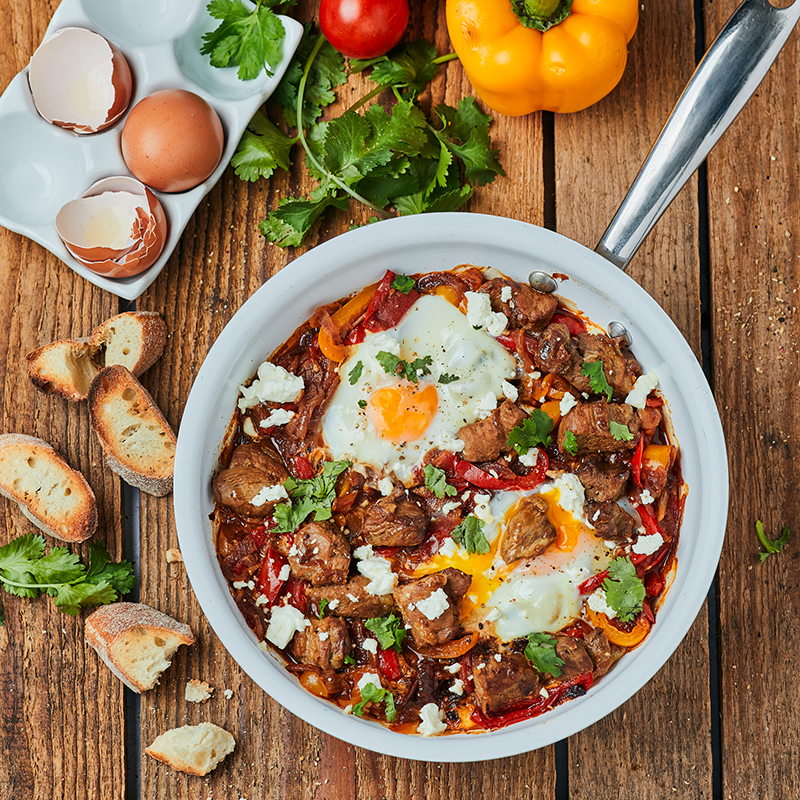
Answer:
121, 89, 224, 193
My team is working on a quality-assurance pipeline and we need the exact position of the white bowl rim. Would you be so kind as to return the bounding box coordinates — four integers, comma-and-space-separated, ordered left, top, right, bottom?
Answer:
174, 212, 728, 762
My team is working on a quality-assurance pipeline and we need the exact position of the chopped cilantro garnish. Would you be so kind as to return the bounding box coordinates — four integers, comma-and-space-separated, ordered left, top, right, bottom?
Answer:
451, 515, 490, 554
358, 399, 367, 409
438, 373, 459, 384
524, 632, 564, 677
353, 682, 397, 722
609, 420, 634, 442
365, 613, 407, 652
273, 460, 351, 533
391, 275, 416, 294
423, 464, 457, 499
581, 360, 613, 401
563, 430, 578, 456
349, 361, 364, 385
507, 409, 554, 455
403, 356, 433, 383
756, 520, 792, 563
344, 654, 356, 665
376, 351, 433, 384
318, 598, 329, 618
376, 351, 402, 376
602, 556, 646, 622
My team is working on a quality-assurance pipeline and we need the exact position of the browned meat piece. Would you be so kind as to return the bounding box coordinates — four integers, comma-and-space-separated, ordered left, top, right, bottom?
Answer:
291, 616, 352, 670
585, 501, 638, 543
393, 573, 460, 647
471, 644, 541, 716
534, 323, 579, 375
307, 577, 395, 618
501, 495, 556, 562
479, 278, 558, 333
573, 333, 640, 397
554, 636, 594, 680
574, 456, 630, 502
558, 402, 639, 456
458, 400, 529, 463
438, 567, 472, 604
361, 493, 430, 547
584, 627, 616, 677
280, 521, 350, 586
636, 405, 662, 432
213, 441, 289, 516
640, 444, 675, 499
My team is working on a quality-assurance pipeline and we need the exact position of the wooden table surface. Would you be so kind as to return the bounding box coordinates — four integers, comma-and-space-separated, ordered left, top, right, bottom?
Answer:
1, 1, 798, 798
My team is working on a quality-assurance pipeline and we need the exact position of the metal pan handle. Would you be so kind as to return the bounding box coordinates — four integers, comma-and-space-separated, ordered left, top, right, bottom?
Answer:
595, 0, 800, 270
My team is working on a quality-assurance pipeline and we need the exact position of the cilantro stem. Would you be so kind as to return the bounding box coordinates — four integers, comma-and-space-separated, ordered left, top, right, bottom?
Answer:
0, 576, 81, 590
347, 84, 386, 113
432, 53, 459, 64
296, 35, 391, 219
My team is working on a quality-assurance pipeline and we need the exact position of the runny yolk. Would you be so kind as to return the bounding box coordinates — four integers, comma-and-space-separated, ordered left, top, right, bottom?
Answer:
368, 383, 438, 442
539, 488, 582, 552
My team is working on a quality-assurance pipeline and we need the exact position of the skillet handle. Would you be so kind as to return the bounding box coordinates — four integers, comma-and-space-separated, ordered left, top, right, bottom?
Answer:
595, 0, 800, 270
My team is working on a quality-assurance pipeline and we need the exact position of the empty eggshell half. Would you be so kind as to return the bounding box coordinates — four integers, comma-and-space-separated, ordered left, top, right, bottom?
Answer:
28, 27, 132, 135
56, 176, 167, 279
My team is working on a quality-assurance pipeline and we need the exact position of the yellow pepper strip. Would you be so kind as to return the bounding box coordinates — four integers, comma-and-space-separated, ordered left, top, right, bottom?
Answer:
446, 0, 639, 115
586, 606, 650, 647
539, 399, 561, 427
434, 285, 461, 306
317, 283, 377, 363
643, 443, 672, 470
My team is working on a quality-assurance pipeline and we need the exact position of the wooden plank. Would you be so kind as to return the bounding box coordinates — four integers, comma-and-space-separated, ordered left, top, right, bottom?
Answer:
553, 2, 712, 797
704, 1, 800, 798
0, 4, 126, 799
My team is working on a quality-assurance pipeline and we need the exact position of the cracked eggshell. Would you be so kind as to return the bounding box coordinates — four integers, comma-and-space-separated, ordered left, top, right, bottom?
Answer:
55, 176, 167, 279
28, 27, 132, 135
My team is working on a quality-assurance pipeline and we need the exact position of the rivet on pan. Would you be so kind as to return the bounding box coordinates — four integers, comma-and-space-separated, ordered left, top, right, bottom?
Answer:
608, 321, 632, 346
528, 271, 557, 293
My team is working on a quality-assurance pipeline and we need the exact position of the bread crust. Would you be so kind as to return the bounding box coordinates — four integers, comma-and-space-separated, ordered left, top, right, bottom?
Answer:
0, 433, 97, 542
92, 311, 167, 377
88, 365, 176, 496
26, 338, 99, 402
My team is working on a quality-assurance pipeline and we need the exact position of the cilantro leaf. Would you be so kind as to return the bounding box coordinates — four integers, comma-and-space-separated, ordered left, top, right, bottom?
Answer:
201, 0, 287, 81
507, 410, 554, 455
318, 598, 329, 618
349, 361, 364, 385
0, 534, 47, 597
602, 557, 646, 622
376, 351, 402, 376
563, 430, 578, 456
423, 464, 457, 499
451, 515, 490, 554
365, 613, 407, 652
0, 607, 4, 626
344, 654, 356, 665
524, 632, 564, 677
85, 543, 137, 596
232, 110, 297, 182
260, 189, 349, 247
403, 356, 432, 384
581, 360, 613, 401
273, 460, 351, 532
358, 399, 367, 409
365, 40, 441, 99
391, 275, 416, 294
756, 520, 792, 563
438, 373, 459, 384
54, 580, 117, 616
353, 682, 397, 722
609, 420, 634, 442
30, 546, 84, 589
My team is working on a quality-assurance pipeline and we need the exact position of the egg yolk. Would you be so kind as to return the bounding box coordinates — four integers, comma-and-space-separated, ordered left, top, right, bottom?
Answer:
368, 383, 438, 442
539, 488, 583, 552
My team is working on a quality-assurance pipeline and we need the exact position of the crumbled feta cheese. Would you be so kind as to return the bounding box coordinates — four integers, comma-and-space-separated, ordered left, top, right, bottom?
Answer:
500, 286, 513, 303
476, 662, 485, 670
354, 545, 398, 596
540, 687, 549, 699
473, 494, 494, 525
438, 537, 459, 559
625, 369, 660, 409
277, 564, 291, 581
346, 593, 359, 603
450, 678, 465, 696
632, 532, 664, 556
484, 607, 501, 623
639, 489, 655, 505
582, 392, 590, 399
259, 408, 296, 428
519, 450, 539, 468
288, 543, 299, 557
465, 291, 508, 337
238, 362, 304, 412
475, 390, 498, 418
343, 704, 353, 714
233, 579, 255, 590
242, 417, 258, 438
531, 371, 542, 379
502, 380, 519, 401
587, 588, 617, 620
255, 594, 269, 607
251, 483, 288, 506
328, 599, 340, 610
559, 392, 578, 416
377, 477, 394, 496
494, 653, 502, 663
441, 501, 461, 515
353, 544, 374, 560
357, 672, 382, 693
417, 703, 447, 736
318, 631, 330, 642
266, 605, 310, 649
362, 638, 379, 654
415, 588, 450, 620
552, 473, 592, 528
444, 662, 462, 674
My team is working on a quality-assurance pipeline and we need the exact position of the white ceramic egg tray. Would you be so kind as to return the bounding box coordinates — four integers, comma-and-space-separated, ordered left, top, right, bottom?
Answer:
0, 0, 303, 300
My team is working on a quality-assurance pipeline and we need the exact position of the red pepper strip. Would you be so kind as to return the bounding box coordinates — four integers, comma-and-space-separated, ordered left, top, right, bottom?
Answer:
378, 647, 402, 681
578, 569, 608, 595
250, 524, 268, 549
285, 577, 308, 614
631, 435, 645, 488
373, 546, 400, 558
255, 547, 288, 605
363, 270, 394, 323
293, 455, 314, 480
495, 334, 517, 353
645, 571, 665, 598
560, 619, 592, 639
550, 312, 587, 335
637, 503, 665, 539
460, 656, 474, 694
455, 450, 548, 492
646, 396, 664, 407
641, 598, 656, 624
345, 325, 366, 345
362, 270, 420, 333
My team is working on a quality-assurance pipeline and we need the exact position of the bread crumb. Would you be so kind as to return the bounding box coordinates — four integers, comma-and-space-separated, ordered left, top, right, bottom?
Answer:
223, 688, 234, 699
166, 548, 183, 563
185, 679, 214, 703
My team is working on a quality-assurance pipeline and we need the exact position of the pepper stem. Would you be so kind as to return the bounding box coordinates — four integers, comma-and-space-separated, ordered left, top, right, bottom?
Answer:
510, 0, 573, 32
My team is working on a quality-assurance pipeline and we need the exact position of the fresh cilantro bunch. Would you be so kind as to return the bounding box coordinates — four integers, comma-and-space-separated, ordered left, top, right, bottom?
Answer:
524, 632, 564, 677
602, 556, 646, 622
451, 515, 490, 554
273, 460, 351, 532
202, 0, 297, 81
423, 464, 457, 499
365, 613, 407, 652
756, 520, 792, 563
507, 409, 554, 455
0, 534, 136, 619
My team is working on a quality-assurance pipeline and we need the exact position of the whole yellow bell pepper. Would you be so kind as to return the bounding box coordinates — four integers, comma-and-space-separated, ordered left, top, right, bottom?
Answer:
446, 0, 639, 115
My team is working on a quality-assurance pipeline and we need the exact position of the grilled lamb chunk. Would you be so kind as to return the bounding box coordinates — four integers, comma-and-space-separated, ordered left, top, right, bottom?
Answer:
574, 332, 640, 397
554, 636, 594, 681
361, 493, 430, 547
291, 616, 352, 670
478, 278, 558, 333
457, 400, 529, 463
585, 501, 638, 543
279, 521, 350, 586
307, 577, 395, 618
213, 441, 289, 516
584, 628, 616, 677
637, 405, 662, 432
574, 456, 630, 502
471, 644, 541, 716
534, 323, 579, 375
438, 567, 472, 604
501, 495, 556, 562
394, 572, 460, 647
558, 402, 639, 456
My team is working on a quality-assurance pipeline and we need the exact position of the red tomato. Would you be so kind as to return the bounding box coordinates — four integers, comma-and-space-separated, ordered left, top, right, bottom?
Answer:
319, 0, 409, 59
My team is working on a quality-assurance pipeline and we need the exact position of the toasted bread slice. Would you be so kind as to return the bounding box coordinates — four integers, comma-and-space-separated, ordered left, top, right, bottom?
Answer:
26, 311, 166, 402
88, 365, 176, 496
145, 723, 235, 776
0, 433, 97, 542
85, 602, 195, 693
